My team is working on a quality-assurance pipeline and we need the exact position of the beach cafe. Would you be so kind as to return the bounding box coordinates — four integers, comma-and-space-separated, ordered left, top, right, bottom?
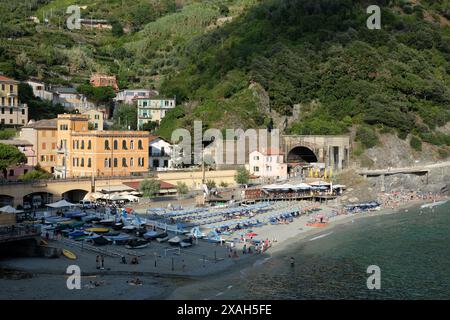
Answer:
243, 181, 346, 202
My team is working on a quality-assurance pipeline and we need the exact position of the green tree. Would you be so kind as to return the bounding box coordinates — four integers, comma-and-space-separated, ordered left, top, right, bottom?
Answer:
18, 166, 52, 181
234, 167, 250, 185
77, 84, 115, 106
206, 179, 216, 189
219, 181, 228, 188
140, 178, 160, 199
0, 129, 16, 140
356, 126, 379, 149
112, 104, 137, 130
176, 181, 189, 196
142, 121, 159, 132
92, 86, 116, 106
219, 4, 230, 16
19, 82, 68, 121
0, 143, 27, 178
111, 19, 124, 37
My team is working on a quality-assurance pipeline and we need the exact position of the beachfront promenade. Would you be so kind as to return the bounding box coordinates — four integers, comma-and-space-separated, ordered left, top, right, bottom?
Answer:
358, 161, 450, 176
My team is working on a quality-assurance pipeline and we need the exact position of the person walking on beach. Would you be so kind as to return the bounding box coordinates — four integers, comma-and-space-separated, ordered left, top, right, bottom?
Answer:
290, 257, 295, 267
100, 255, 105, 270
243, 244, 247, 255
96, 255, 100, 270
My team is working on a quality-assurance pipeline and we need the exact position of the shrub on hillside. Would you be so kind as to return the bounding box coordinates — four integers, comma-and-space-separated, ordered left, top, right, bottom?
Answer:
410, 136, 422, 151
356, 126, 379, 149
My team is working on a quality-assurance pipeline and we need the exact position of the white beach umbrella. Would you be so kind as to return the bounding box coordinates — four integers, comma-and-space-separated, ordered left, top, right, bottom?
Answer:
46, 199, 76, 208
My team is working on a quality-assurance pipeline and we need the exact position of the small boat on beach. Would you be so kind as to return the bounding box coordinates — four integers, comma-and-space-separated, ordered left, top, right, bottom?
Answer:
143, 230, 158, 240
122, 225, 137, 233
156, 235, 169, 243
168, 236, 181, 246
92, 236, 112, 246
143, 230, 168, 240
125, 239, 149, 249
98, 219, 115, 226
180, 237, 193, 248
112, 222, 124, 230
62, 249, 77, 260
136, 227, 148, 237
68, 230, 85, 237
85, 227, 110, 234
107, 234, 133, 245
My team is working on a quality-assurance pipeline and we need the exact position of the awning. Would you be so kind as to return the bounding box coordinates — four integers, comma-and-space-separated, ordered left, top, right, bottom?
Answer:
98, 185, 135, 193
46, 199, 76, 208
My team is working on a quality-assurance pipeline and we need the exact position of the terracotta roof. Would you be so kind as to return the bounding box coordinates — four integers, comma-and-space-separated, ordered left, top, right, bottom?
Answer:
23, 119, 57, 129
123, 180, 176, 190
0, 75, 18, 83
252, 148, 284, 156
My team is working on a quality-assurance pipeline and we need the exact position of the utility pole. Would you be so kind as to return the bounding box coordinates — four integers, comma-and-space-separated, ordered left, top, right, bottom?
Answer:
202, 152, 205, 184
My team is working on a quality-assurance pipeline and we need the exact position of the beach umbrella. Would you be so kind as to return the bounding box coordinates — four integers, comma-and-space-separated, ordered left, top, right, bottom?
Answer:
245, 232, 258, 237
46, 199, 75, 208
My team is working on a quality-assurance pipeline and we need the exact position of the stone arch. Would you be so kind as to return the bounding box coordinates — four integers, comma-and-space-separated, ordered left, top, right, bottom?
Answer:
61, 189, 89, 202
287, 146, 318, 163
23, 192, 54, 209
0, 194, 14, 207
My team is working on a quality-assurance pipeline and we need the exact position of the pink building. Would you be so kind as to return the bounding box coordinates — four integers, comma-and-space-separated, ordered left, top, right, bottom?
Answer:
247, 148, 288, 182
0, 139, 36, 181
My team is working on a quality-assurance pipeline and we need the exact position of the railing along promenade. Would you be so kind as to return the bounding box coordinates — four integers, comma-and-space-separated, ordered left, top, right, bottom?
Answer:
0, 225, 41, 243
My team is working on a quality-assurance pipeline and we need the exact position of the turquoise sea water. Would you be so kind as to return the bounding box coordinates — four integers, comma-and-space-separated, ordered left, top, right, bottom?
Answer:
172, 201, 450, 299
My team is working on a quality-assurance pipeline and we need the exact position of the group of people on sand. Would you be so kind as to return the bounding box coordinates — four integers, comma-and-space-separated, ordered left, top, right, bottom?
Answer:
378, 191, 444, 209
228, 238, 272, 258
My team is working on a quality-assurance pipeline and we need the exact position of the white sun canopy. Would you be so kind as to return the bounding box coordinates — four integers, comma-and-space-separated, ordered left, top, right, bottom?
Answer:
46, 199, 76, 208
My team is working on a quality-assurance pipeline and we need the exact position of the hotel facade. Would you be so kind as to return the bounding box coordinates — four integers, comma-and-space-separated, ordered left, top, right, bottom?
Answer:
55, 114, 150, 178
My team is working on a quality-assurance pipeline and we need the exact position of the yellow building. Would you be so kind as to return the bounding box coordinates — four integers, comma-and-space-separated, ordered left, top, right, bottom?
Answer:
55, 114, 150, 178
19, 119, 58, 173
0, 75, 28, 126
82, 109, 105, 130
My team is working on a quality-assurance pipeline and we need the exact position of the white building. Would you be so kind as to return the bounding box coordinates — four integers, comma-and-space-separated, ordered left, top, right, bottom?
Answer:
52, 87, 95, 112
26, 80, 53, 101
137, 97, 176, 129
114, 89, 159, 105
149, 136, 173, 169
247, 148, 288, 182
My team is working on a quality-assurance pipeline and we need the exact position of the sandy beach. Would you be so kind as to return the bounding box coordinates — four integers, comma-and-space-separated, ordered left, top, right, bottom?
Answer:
0, 196, 446, 300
